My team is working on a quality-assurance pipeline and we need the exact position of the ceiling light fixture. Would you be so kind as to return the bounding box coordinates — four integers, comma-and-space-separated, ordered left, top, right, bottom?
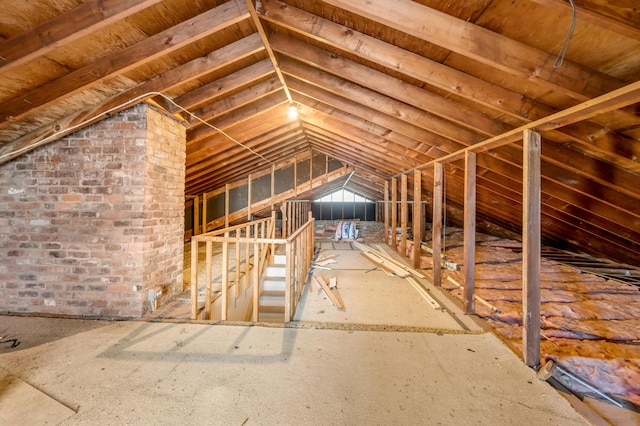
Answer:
288, 103, 298, 119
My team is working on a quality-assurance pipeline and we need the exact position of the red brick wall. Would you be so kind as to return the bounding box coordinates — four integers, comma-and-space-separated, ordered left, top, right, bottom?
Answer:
0, 104, 186, 318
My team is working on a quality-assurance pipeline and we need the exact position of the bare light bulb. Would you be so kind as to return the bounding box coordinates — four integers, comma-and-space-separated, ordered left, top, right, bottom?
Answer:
288, 104, 298, 119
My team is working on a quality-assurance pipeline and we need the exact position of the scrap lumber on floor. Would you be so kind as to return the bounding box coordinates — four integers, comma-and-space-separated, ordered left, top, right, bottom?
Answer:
313, 275, 345, 311
406, 277, 441, 310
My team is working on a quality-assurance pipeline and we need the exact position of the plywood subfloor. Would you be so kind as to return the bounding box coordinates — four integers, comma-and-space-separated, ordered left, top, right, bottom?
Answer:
0, 318, 589, 425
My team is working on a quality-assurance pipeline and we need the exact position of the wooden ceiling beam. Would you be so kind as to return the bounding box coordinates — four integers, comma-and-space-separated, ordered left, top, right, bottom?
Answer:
206, 141, 308, 186
287, 62, 640, 219
0, 35, 264, 166
402, 79, 640, 173
309, 135, 390, 178
309, 173, 383, 201
439, 173, 640, 262
190, 79, 283, 127
188, 128, 305, 179
296, 102, 433, 166
246, 0, 293, 104
0, 0, 163, 73
277, 58, 478, 149
187, 94, 288, 144
299, 113, 423, 170
188, 109, 296, 163
470, 163, 640, 241
184, 79, 284, 138
0, 0, 250, 127
172, 57, 273, 113
418, 162, 639, 259
188, 141, 308, 194
188, 141, 309, 194
303, 125, 404, 175
262, 2, 640, 172
347, 176, 385, 199
307, 135, 395, 179
258, 0, 536, 121
322, 0, 625, 101
288, 82, 449, 157
271, 33, 502, 140
289, 73, 640, 177
186, 130, 300, 187
188, 95, 286, 148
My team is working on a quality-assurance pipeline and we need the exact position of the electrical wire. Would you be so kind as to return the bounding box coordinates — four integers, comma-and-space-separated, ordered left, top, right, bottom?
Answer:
553, 0, 577, 69
0, 91, 275, 165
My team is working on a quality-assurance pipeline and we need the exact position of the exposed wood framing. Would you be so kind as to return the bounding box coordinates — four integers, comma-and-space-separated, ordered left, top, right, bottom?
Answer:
413, 170, 422, 269
523, 130, 542, 368
0, 0, 163, 73
323, 0, 623, 101
399, 79, 640, 172
384, 180, 390, 245
224, 184, 230, 228
0, 0, 250, 127
432, 162, 443, 286
463, 152, 477, 314
250, 0, 293, 104
400, 174, 408, 258
391, 177, 398, 250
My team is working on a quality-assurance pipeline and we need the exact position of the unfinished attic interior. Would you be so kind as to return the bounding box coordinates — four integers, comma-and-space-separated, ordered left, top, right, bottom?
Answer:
1, 0, 640, 422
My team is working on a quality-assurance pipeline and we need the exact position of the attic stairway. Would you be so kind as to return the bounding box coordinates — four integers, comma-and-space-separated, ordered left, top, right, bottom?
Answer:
258, 252, 287, 322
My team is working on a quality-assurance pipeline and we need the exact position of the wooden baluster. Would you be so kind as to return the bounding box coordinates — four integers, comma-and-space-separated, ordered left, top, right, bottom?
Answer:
190, 238, 198, 320
244, 226, 250, 293
252, 242, 260, 322
221, 233, 229, 321
205, 240, 213, 320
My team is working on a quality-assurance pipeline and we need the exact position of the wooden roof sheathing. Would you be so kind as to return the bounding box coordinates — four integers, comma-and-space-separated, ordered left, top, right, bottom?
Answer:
0, 0, 638, 265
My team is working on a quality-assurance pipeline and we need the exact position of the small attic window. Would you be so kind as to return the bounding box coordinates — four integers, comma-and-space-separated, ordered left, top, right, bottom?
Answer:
315, 189, 373, 203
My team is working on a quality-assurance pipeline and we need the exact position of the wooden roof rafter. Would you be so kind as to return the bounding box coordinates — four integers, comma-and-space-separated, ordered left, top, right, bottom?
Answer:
399, 79, 640, 174
0, 0, 252, 127
0, 0, 164, 73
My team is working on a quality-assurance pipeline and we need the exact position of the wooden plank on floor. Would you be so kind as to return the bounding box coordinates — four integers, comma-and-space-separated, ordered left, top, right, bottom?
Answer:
359, 250, 411, 278
373, 244, 425, 279
312, 275, 345, 311
359, 252, 396, 276
406, 277, 441, 310
328, 277, 346, 311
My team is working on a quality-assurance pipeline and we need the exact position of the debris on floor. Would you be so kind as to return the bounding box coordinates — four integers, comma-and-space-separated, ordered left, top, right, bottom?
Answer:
315, 220, 365, 242
312, 274, 346, 311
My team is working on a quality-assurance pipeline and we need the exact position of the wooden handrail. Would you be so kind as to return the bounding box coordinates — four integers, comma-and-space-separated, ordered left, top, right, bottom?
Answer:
190, 213, 314, 322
